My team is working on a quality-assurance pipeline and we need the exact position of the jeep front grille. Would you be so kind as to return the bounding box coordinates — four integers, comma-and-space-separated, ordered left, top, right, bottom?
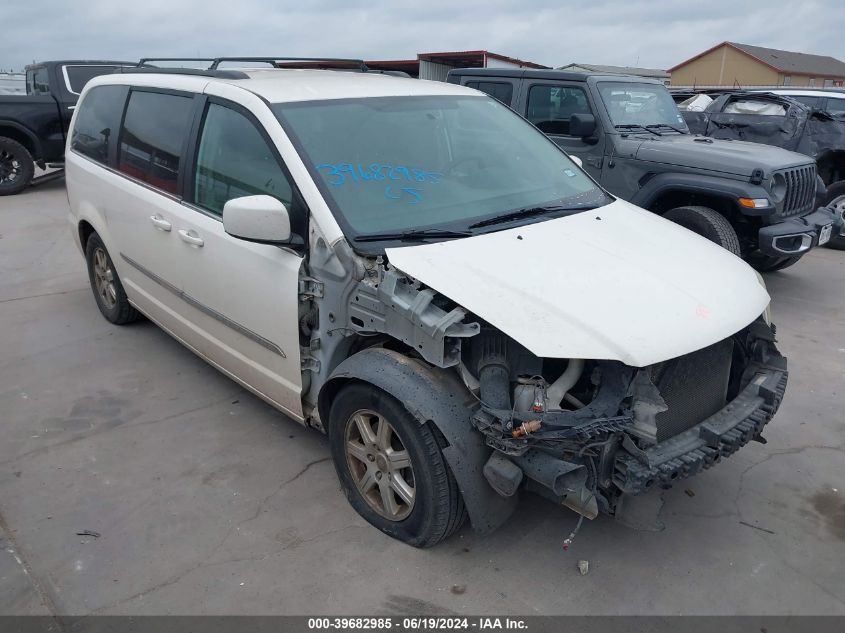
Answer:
651, 339, 733, 441
778, 165, 816, 217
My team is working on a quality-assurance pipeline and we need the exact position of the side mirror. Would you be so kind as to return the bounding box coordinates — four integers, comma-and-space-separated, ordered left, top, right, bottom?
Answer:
222, 195, 292, 244
569, 155, 584, 169
569, 113, 596, 137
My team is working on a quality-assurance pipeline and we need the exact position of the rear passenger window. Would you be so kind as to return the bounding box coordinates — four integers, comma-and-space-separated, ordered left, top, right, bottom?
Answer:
64, 65, 125, 95
826, 97, 845, 116
118, 91, 194, 195
71, 85, 127, 164
193, 103, 293, 216
527, 85, 592, 135
465, 81, 513, 106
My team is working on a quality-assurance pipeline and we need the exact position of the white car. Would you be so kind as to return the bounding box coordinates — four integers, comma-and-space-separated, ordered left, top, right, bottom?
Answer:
66, 62, 787, 547
750, 88, 845, 116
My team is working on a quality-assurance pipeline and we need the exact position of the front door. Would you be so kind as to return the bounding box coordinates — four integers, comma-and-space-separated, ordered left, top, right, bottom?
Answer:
163, 99, 305, 418
520, 82, 606, 178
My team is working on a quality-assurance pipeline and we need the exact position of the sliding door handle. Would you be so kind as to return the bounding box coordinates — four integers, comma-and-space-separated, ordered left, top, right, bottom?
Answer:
178, 229, 204, 247
149, 215, 172, 231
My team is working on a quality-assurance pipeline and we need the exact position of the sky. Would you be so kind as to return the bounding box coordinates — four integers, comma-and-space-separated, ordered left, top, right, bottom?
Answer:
2, 0, 844, 72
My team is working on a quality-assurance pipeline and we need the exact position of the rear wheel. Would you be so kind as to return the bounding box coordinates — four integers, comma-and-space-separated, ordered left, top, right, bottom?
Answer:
663, 205, 742, 256
85, 233, 141, 324
0, 137, 35, 196
328, 382, 465, 547
823, 180, 845, 250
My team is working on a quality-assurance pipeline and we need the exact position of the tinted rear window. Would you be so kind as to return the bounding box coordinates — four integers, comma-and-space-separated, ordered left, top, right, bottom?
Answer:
118, 91, 194, 194
70, 85, 127, 163
65, 65, 124, 94
465, 81, 513, 105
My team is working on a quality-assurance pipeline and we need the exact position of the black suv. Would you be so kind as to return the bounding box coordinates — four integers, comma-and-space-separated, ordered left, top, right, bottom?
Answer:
447, 68, 841, 271
0, 60, 133, 195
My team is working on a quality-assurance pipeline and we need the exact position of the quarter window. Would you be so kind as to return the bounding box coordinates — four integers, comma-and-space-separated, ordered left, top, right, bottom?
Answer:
70, 85, 127, 164
465, 81, 514, 106
527, 85, 592, 135
193, 103, 293, 216
826, 97, 845, 116
118, 91, 194, 195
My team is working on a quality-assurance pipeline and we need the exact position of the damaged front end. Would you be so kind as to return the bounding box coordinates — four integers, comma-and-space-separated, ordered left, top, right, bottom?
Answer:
309, 231, 787, 530
465, 319, 787, 520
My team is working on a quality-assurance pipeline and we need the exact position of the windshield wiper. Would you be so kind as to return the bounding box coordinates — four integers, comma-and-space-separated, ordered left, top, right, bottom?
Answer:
614, 124, 661, 136
646, 123, 685, 133
468, 205, 596, 229
354, 228, 472, 243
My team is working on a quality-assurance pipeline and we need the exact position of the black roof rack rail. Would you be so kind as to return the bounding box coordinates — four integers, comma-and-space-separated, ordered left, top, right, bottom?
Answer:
138, 57, 217, 68
115, 67, 250, 80
208, 56, 369, 72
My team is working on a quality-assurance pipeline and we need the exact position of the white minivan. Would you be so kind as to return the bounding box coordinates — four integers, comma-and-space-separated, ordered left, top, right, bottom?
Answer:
66, 62, 787, 547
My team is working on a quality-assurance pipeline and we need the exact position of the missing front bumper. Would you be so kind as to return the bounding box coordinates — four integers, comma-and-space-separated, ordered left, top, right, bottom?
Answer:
614, 358, 787, 495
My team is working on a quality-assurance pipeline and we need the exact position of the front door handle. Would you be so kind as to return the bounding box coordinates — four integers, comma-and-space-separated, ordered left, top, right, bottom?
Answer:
149, 215, 172, 231
178, 229, 204, 247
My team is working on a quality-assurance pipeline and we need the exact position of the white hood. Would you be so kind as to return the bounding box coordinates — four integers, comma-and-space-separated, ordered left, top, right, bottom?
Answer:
386, 199, 769, 367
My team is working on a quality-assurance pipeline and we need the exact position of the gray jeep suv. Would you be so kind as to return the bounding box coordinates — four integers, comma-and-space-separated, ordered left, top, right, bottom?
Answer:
447, 69, 841, 271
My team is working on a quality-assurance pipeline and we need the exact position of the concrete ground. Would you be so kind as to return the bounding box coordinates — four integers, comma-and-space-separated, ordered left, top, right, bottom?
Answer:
1, 178, 844, 617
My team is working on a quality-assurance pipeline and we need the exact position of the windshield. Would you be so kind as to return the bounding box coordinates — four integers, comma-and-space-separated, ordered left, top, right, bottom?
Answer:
598, 82, 688, 130
272, 95, 608, 240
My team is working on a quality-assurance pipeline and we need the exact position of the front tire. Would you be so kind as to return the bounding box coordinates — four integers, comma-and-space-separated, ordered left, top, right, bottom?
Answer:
328, 382, 465, 547
664, 205, 742, 256
0, 136, 35, 196
822, 180, 845, 250
85, 233, 141, 324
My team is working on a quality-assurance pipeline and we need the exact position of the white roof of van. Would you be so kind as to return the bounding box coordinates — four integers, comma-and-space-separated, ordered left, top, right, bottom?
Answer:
752, 88, 845, 98
89, 68, 478, 103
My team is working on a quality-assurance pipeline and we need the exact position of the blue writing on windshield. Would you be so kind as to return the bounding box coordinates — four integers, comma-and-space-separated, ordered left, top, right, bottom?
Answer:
317, 162, 443, 188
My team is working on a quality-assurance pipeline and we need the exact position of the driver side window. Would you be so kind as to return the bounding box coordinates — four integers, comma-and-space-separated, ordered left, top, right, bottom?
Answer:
193, 103, 293, 216
527, 85, 592, 136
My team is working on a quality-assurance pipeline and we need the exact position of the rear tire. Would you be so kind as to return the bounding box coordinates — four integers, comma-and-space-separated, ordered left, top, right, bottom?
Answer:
328, 382, 466, 547
822, 180, 845, 250
663, 205, 742, 256
0, 136, 35, 196
85, 233, 141, 325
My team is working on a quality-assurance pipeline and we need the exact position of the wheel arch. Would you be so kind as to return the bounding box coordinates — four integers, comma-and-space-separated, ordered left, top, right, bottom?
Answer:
816, 150, 845, 186
78, 219, 97, 251
631, 172, 767, 220
0, 121, 43, 160
319, 347, 518, 534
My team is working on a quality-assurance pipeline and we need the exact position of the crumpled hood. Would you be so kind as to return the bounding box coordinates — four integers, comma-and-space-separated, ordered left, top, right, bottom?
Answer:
633, 133, 812, 176
386, 199, 769, 367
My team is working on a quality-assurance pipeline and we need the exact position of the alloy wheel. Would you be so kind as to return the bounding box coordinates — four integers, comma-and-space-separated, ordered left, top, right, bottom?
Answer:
0, 148, 21, 185
344, 409, 416, 521
92, 247, 117, 309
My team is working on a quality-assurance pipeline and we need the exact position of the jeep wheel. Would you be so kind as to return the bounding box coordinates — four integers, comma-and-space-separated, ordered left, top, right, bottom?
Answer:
0, 137, 35, 196
664, 206, 742, 257
85, 232, 141, 324
822, 180, 845, 250
745, 253, 803, 273
328, 382, 466, 547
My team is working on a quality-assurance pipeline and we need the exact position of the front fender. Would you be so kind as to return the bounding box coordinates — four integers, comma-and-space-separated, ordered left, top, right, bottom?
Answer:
319, 347, 518, 534
632, 172, 771, 215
